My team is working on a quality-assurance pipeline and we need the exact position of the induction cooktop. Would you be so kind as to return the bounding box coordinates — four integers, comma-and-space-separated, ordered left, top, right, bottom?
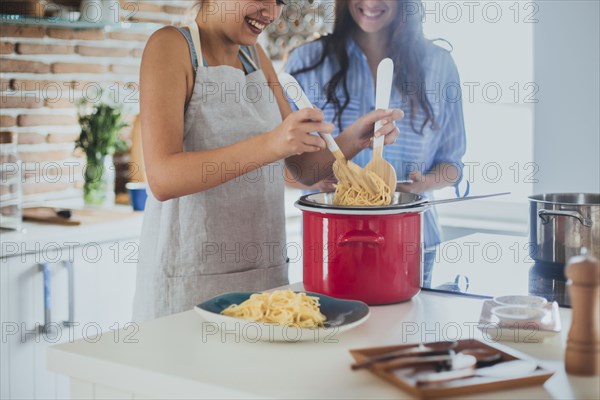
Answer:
421, 233, 570, 307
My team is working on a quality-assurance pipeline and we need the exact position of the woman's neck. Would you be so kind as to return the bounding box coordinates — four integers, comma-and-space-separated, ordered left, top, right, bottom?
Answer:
194, 16, 241, 67
353, 29, 390, 80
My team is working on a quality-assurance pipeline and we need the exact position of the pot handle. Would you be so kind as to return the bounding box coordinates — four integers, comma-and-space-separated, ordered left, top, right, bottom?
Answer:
538, 209, 593, 228
339, 231, 385, 247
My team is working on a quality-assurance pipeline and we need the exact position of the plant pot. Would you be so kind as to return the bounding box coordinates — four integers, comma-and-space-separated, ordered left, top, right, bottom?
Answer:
83, 154, 115, 207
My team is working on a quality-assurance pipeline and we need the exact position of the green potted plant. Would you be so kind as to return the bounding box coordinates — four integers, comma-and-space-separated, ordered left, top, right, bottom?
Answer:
76, 100, 128, 207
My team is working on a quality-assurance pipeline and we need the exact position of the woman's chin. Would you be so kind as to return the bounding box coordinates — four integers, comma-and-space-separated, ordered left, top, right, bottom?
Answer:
356, 22, 390, 34
237, 33, 260, 46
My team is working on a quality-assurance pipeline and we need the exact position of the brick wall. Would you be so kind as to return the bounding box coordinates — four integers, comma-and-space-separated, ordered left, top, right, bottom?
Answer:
0, 1, 194, 205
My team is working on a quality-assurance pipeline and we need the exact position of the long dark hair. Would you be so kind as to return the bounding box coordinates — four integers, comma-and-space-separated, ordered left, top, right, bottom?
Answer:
291, 0, 436, 134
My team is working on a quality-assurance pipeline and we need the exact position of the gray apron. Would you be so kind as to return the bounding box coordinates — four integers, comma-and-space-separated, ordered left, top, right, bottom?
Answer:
133, 23, 288, 322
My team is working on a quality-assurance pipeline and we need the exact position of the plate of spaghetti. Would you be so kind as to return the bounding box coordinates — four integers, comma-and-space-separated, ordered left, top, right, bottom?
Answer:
194, 290, 370, 342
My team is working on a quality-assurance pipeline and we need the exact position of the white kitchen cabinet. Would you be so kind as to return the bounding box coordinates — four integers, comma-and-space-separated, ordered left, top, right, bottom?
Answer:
2, 249, 65, 399
71, 240, 139, 333
0, 237, 139, 400
1, 260, 10, 400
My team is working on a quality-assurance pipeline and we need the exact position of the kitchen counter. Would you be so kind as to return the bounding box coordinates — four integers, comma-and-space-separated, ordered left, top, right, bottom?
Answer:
48, 285, 599, 399
0, 208, 144, 257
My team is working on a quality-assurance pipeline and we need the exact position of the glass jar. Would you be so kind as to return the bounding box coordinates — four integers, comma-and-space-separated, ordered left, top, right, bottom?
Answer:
0, 131, 23, 231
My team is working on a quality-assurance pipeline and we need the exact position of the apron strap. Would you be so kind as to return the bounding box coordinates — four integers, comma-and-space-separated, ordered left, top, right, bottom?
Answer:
239, 47, 259, 72
188, 22, 259, 73
187, 22, 203, 64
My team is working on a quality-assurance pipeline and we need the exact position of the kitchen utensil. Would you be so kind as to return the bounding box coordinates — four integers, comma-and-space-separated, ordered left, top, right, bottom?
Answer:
416, 359, 538, 384
381, 352, 476, 372
349, 339, 554, 399
419, 192, 511, 207
365, 58, 397, 201
195, 291, 370, 342
565, 251, 600, 376
459, 348, 502, 366
55, 209, 72, 219
22, 207, 80, 226
529, 193, 599, 263
22, 207, 135, 225
278, 73, 378, 196
297, 191, 510, 211
352, 341, 458, 370
381, 349, 502, 372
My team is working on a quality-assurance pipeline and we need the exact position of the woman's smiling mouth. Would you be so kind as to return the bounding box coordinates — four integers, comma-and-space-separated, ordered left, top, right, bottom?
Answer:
245, 17, 267, 34
358, 6, 387, 20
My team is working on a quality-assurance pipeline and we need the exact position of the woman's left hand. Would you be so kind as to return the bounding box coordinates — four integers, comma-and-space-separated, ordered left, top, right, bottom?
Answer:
342, 108, 404, 150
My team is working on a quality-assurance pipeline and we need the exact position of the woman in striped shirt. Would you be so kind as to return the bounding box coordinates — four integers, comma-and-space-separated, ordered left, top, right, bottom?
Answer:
285, 0, 467, 249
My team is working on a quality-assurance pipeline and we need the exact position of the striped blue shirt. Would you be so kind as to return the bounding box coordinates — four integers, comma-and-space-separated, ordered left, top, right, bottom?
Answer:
285, 38, 467, 247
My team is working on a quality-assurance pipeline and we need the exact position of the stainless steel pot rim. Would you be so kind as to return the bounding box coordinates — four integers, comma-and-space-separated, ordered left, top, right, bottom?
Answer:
296, 191, 428, 210
528, 193, 600, 206
295, 192, 430, 215
295, 201, 429, 215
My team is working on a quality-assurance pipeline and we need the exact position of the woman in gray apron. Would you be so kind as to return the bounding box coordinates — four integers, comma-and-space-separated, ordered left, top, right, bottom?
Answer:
133, 0, 335, 321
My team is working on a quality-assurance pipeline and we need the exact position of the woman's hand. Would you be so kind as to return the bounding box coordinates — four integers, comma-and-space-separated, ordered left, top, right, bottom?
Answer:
268, 108, 332, 159
397, 171, 426, 194
315, 177, 337, 192
340, 108, 405, 151
398, 164, 460, 194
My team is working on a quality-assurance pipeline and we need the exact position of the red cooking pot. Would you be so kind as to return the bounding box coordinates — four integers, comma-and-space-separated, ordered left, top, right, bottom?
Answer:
295, 192, 429, 305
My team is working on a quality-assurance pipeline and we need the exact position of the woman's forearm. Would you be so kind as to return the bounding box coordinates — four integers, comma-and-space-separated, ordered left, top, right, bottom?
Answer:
286, 150, 332, 186
148, 132, 280, 201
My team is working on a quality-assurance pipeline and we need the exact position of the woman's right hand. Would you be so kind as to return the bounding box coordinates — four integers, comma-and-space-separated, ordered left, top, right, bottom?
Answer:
341, 108, 404, 151
268, 108, 332, 158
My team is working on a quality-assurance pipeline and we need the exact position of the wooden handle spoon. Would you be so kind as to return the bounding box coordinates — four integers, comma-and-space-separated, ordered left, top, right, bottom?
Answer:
365, 58, 397, 203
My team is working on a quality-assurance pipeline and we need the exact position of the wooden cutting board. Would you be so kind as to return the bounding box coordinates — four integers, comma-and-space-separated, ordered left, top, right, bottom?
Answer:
23, 207, 137, 226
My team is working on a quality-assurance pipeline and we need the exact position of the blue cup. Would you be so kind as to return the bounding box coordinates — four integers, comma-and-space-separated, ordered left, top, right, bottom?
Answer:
126, 182, 148, 211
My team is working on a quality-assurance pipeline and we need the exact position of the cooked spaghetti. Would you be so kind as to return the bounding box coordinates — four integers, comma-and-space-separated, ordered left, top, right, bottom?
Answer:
221, 290, 327, 328
333, 170, 392, 206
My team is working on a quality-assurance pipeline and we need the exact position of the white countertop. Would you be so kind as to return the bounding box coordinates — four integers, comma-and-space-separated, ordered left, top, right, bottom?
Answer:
48, 286, 599, 399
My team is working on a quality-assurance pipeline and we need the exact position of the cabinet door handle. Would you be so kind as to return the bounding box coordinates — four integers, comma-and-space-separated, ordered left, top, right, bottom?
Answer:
38, 262, 51, 333
62, 260, 75, 327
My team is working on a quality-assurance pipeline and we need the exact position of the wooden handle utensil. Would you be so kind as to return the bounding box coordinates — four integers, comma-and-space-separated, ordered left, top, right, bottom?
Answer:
365, 58, 397, 202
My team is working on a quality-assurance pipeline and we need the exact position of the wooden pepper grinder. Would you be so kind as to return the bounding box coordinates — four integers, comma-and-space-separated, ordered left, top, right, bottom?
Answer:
565, 250, 600, 376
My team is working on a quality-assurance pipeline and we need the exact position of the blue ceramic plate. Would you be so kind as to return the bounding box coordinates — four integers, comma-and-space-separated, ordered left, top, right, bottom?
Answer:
195, 291, 370, 342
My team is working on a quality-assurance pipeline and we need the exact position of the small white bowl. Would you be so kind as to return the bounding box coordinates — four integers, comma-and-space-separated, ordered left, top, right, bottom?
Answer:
493, 295, 548, 308
491, 306, 547, 325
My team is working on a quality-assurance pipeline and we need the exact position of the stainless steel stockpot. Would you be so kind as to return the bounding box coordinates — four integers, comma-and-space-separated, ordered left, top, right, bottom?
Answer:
529, 193, 599, 263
